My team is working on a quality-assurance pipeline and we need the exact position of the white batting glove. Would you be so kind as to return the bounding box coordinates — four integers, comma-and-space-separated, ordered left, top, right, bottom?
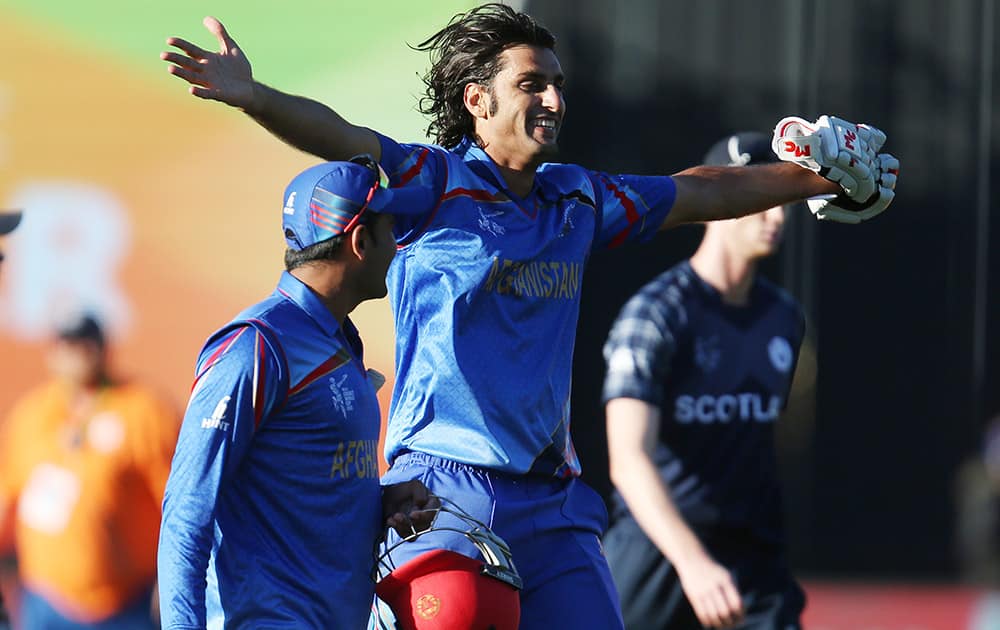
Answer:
772, 115, 885, 203
806, 153, 900, 223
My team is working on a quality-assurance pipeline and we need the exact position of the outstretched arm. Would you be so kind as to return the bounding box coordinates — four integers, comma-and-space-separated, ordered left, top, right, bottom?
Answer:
161, 17, 380, 161
607, 398, 745, 629
663, 115, 899, 229
662, 162, 835, 230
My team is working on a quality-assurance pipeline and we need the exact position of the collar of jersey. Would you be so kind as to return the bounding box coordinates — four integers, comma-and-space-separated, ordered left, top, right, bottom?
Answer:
275, 271, 356, 342
456, 137, 542, 219
682, 260, 762, 316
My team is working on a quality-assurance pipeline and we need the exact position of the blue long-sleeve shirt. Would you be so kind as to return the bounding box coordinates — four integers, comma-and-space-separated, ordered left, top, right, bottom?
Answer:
158, 272, 382, 629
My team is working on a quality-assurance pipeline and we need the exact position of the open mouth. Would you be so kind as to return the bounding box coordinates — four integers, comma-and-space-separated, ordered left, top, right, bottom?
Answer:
531, 118, 559, 140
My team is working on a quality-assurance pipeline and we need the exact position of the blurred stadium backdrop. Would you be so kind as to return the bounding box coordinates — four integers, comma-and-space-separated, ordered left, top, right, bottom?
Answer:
1, 1, 997, 628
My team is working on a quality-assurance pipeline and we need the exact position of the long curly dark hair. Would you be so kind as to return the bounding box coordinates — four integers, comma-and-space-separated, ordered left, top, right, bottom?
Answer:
414, 3, 556, 149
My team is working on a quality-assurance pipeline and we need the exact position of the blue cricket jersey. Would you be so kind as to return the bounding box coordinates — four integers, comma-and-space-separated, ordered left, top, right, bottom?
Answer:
602, 261, 805, 544
158, 272, 383, 629
376, 134, 677, 477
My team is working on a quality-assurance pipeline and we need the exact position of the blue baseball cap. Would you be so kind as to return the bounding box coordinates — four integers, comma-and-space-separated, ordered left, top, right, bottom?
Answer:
282, 156, 396, 251
703, 131, 778, 167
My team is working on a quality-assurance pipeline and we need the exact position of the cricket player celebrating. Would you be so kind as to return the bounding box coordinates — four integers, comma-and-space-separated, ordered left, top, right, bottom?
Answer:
161, 4, 898, 627
603, 133, 809, 629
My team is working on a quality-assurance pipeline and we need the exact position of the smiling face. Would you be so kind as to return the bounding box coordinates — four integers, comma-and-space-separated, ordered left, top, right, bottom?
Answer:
470, 44, 565, 170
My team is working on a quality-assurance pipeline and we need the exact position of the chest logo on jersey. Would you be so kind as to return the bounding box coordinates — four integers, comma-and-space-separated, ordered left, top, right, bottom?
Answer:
694, 335, 721, 373
675, 393, 783, 424
477, 206, 506, 237
201, 395, 232, 431
768, 337, 794, 373
328, 439, 378, 480
482, 257, 581, 300
329, 374, 356, 414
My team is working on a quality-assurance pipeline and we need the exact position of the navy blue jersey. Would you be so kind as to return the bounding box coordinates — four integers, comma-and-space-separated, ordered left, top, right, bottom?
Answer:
602, 261, 805, 544
158, 272, 383, 629
376, 133, 676, 477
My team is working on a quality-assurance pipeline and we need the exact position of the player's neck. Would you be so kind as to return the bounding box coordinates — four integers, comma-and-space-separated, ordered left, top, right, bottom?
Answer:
495, 163, 536, 198
689, 243, 757, 306
480, 142, 541, 198
291, 266, 359, 326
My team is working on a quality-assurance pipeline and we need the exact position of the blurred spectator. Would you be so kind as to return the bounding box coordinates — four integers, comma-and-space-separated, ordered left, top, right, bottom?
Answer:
0, 210, 23, 630
955, 415, 1000, 586
0, 313, 180, 629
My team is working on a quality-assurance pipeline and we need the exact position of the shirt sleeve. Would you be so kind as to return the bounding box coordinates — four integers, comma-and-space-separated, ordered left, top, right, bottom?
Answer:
157, 325, 283, 629
602, 285, 686, 407
374, 132, 445, 244
590, 171, 677, 250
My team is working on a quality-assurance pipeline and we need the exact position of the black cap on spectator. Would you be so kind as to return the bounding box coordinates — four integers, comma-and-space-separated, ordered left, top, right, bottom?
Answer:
703, 132, 778, 167
56, 313, 105, 348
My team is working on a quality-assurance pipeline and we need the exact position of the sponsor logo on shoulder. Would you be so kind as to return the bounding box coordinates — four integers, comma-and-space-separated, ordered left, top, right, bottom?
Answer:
201, 395, 232, 431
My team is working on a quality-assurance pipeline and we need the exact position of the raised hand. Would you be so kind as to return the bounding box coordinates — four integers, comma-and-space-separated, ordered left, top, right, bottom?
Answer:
160, 17, 256, 110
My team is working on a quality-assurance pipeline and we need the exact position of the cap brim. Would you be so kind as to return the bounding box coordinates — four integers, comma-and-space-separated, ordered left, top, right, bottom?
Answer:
0, 210, 22, 235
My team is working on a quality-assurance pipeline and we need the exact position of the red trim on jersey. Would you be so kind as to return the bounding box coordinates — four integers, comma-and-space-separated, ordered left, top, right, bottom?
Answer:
602, 176, 640, 225
600, 175, 642, 249
253, 332, 267, 430
397, 148, 430, 186
441, 187, 509, 203
192, 327, 248, 390
607, 228, 630, 249
397, 153, 449, 248
288, 349, 352, 397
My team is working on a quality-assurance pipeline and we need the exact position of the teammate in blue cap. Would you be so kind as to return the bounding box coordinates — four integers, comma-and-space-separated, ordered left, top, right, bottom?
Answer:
161, 5, 897, 628
157, 157, 436, 629
603, 132, 807, 629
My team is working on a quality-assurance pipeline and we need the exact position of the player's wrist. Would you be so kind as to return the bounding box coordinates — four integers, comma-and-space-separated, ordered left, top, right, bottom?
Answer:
241, 80, 267, 116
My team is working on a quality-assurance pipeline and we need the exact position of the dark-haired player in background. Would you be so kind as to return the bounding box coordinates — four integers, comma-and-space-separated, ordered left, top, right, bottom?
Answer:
603, 133, 808, 629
